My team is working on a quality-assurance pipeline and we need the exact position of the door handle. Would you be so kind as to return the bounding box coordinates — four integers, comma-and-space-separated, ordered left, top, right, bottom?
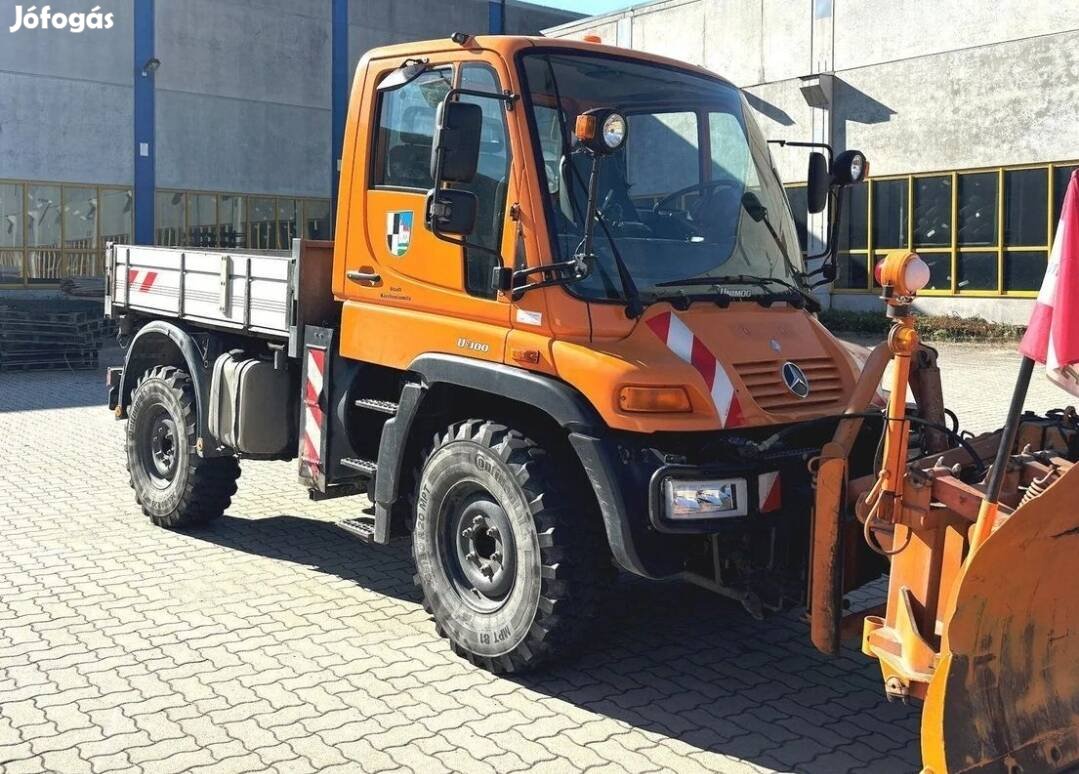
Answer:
347, 269, 381, 284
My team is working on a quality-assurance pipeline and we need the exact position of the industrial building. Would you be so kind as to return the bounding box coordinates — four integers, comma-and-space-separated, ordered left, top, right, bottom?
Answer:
0, 0, 576, 290
4, 0, 1077, 324
546, 0, 1079, 323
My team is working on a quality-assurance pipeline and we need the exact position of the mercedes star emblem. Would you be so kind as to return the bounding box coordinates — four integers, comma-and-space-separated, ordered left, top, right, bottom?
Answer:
781, 361, 810, 398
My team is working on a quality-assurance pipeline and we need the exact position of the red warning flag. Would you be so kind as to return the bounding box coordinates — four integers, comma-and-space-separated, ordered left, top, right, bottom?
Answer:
1019, 170, 1079, 397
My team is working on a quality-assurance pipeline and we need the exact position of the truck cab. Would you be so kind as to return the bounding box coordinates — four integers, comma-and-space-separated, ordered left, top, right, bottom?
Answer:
335, 35, 858, 432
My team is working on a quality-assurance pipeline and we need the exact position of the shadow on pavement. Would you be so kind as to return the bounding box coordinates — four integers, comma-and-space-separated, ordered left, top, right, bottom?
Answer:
0, 347, 123, 413
188, 512, 921, 772
187, 514, 422, 605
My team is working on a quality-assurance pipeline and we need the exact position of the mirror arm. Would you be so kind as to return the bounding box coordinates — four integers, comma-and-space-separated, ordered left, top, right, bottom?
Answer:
805, 187, 845, 289
427, 188, 506, 260
768, 139, 834, 165
505, 260, 591, 301
443, 86, 518, 107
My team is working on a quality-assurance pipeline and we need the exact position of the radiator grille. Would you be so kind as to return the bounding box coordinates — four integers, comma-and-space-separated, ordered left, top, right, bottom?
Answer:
734, 357, 847, 415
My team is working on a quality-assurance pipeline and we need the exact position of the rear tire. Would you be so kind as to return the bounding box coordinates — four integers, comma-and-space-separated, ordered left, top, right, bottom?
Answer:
412, 420, 614, 673
126, 366, 240, 528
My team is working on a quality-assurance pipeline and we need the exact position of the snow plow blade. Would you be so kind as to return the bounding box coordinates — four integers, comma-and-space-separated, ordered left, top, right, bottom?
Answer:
921, 462, 1079, 774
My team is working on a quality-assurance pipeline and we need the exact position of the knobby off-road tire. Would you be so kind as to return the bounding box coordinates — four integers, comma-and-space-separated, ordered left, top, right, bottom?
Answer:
126, 366, 240, 528
412, 420, 615, 673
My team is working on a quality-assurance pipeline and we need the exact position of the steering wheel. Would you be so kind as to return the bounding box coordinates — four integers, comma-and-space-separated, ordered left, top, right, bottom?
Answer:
653, 180, 742, 241
653, 179, 741, 215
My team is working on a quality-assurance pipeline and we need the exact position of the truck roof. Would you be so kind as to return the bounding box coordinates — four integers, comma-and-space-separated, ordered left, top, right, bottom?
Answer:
357, 34, 735, 90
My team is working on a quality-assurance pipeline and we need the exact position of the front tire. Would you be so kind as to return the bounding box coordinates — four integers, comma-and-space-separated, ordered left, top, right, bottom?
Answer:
126, 366, 240, 528
412, 420, 614, 673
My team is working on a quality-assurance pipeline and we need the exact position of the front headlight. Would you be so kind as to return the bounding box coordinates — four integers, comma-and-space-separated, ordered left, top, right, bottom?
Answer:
664, 477, 748, 519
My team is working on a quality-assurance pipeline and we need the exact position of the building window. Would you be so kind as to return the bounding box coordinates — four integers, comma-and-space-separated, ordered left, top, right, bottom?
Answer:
187, 193, 217, 248
835, 181, 868, 290
153, 191, 330, 252
831, 161, 1074, 296
155, 191, 185, 247
304, 199, 332, 240
784, 184, 808, 253
0, 180, 131, 287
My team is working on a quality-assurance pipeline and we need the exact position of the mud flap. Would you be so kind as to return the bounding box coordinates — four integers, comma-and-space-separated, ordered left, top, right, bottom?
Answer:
921, 463, 1079, 774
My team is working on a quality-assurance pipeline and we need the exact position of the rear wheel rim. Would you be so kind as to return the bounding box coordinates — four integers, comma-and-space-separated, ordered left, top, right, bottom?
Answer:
141, 405, 179, 489
439, 483, 517, 613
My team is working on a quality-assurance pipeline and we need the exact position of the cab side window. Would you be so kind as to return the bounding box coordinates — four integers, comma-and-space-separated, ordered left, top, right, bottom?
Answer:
372, 68, 453, 190
456, 64, 511, 299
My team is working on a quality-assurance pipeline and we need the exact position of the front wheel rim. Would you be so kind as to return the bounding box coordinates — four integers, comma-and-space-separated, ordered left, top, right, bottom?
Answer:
140, 405, 179, 489
440, 484, 517, 613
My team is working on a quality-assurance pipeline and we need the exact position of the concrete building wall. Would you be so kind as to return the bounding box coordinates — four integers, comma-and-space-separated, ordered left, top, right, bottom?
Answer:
155, 0, 332, 196
348, 0, 580, 74
0, 0, 134, 185
1, 0, 580, 198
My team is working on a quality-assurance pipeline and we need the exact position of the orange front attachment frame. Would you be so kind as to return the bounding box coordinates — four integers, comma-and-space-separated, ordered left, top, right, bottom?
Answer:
809, 250, 1079, 773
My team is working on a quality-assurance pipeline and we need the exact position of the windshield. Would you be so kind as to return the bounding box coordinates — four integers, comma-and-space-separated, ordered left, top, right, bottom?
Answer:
519, 51, 803, 302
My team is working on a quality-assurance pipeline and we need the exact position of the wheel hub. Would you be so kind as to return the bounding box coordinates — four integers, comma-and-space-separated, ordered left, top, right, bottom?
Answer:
448, 494, 516, 608
143, 408, 179, 487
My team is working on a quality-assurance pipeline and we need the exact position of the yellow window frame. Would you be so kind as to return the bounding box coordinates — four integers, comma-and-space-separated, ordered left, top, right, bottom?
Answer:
154, 189, 332, 251
0, 178, 134, 289
827, 159, 1077, 298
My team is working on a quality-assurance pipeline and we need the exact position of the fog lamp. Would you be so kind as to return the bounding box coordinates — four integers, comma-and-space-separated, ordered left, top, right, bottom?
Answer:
664, 477, 748, 519
619, 385, 691, 413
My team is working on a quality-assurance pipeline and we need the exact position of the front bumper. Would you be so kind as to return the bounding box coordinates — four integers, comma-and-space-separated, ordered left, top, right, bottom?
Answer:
569, 429, 810, 580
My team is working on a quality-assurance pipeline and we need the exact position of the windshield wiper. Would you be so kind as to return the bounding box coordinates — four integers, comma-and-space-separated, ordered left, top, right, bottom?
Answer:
741, 192, 806, 284
654, 274, 821, 312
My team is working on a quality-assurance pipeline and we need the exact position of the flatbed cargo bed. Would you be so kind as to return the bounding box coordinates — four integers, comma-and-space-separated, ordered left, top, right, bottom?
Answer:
106, 239, 337, 356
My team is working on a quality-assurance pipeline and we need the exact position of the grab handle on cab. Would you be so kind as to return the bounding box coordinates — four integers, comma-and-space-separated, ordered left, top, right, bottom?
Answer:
347, 269, 382, 285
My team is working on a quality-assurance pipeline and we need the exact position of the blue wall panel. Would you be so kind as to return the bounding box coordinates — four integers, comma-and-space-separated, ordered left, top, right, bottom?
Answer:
331, 0, 348, 219
133, 0, 155, 244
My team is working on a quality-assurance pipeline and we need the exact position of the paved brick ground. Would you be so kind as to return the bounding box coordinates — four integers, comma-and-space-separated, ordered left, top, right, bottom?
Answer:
0, 342, 1067, 773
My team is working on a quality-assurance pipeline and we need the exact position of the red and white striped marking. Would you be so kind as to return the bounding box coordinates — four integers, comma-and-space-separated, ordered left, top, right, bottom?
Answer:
127, 268, 158, 293
758, 471, 782, 513
302, 347, 327, 478
646, 311, 743, 427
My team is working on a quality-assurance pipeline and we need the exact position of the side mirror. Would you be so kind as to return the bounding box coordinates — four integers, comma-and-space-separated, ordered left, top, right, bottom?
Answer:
425, 188, 477, 236
377, 58, 428, 92
430, 100, 482, 184
807, 152, 829, 214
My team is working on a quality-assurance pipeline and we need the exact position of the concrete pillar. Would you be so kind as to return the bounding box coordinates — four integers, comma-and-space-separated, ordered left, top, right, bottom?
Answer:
489, 1, 506, 34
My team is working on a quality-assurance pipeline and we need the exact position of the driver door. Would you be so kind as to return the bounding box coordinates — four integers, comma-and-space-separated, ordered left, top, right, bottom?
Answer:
338, 54, 517, 369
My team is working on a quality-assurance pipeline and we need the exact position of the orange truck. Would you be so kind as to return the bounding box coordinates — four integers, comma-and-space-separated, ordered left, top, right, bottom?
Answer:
105, 35, 1078, 771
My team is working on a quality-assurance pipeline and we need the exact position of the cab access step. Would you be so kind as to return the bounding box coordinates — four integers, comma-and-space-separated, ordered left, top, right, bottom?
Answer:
336, 516, 377, 543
